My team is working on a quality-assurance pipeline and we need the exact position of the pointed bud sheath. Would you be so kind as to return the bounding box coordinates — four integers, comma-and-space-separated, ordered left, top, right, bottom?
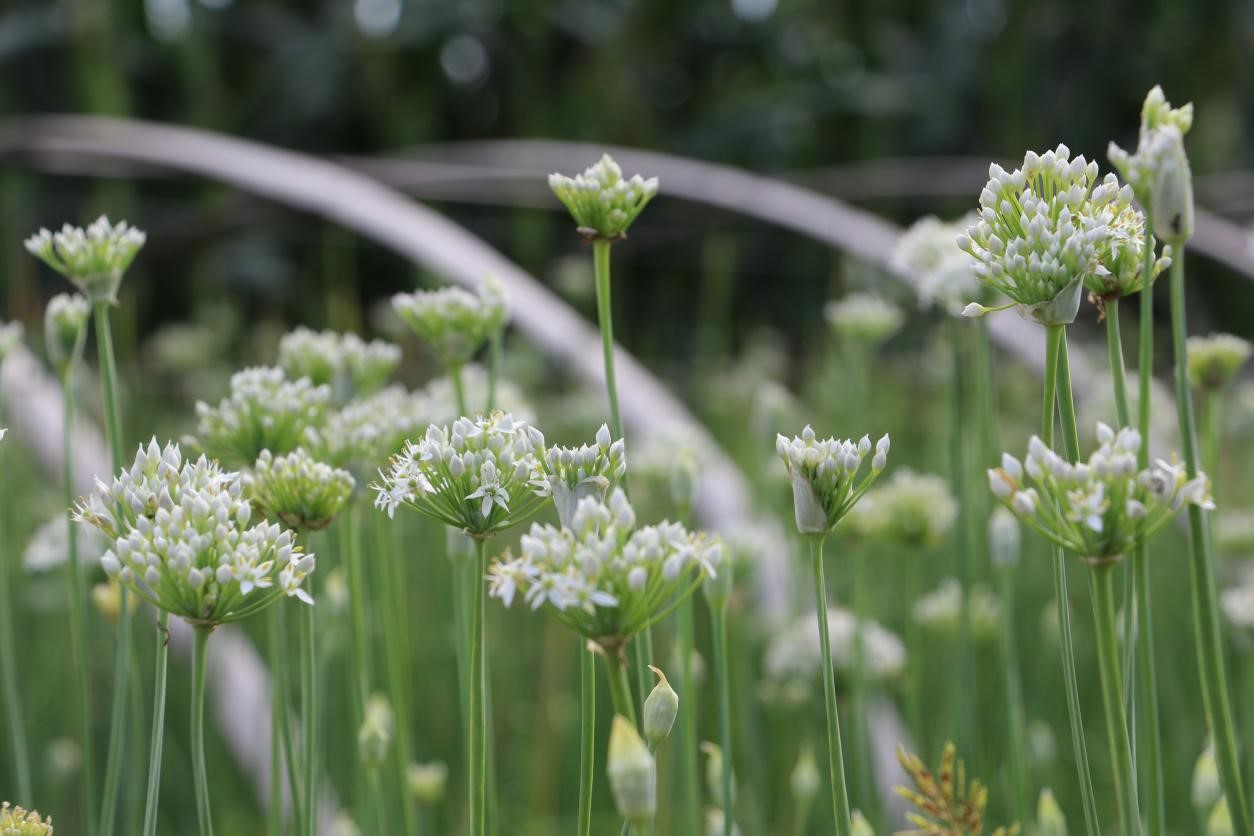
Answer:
607, 715, 656, 826
1036, 788, 1067, 836
643, 666, 679, 749
1209, 798, 1234, 836
789, 746, 820, 803
850, 811, 874, 836
1152, 132, 1194, 245
1193, 746, 1222, 821
789, 471, 829, 535
988, 506, 1021, 568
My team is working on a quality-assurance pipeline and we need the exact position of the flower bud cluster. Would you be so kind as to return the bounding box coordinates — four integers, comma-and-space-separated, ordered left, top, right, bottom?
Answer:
958, 145, 1133, 324
0, 320, 25, 365
372, 411, 548, 537
0, 801, 53, 835
892, 214, 984, 314
548, 154, 659, 240
1086, 203, 1171, 300
776, 426, 889, 536
988, 422, 1213, 564
1108, 86, 1194, 209
306, 385, 434, 474
912, 577, 1002, 641
194, 367, 331, 466
74, 439, 315, 625
24, 216, 146, 304
44, 293, 90, 374
530, 423, 627, 529
251, 448, 355, 532
278, 327, 401, 403
488, 489, 720, 642
763, 606, 905, 694
823, 293, 904, 346
1187, 333, 1251, 392
862, 468, 958, 549
391, 277, 507, 370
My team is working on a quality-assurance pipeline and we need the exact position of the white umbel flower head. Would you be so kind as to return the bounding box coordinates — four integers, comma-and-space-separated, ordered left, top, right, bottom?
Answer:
74, 438, 315, 625
912, 577, 1002, 641
304, 385, 436, 474
194, 367, 331, 466
1108, 85, 1195, 239
958, 145, 1133, 324
278, 327, 401, 404
23, 513, 107, 574
391, 277, 507, 371
1086, 203, 1171, 301
776, 426, 889, 536
864, 468, 958, 549
531, 423, 627, 529
1187, 333, 1252, 392
549, 154, 659, 240
251, 448, 355, 532
372, 411, 547, 537
25, 216, 146, 304
0, 320, 25, 366
44, 293, 91, 375
892, 214, 985, 314
823, 293, 904, 346
763, 606, 905, 695
988, 423, 1213, 565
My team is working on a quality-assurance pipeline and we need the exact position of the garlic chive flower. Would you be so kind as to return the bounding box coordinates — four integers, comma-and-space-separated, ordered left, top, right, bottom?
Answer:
864, 468, 958, 548
74, 439, 316, 624
278, 327, 401, 404
1108, 86, 1194, 210
988, 422, 1214, 566
763, 606, 905, 695
372, 411, 548, 537
776, 426, 889, 536
44, 293, 90, 375
23, 514, 107, 574
305, 385, 434, 474
823, 293, 904, 347
531, 423, 627, 529
194, 367, 331, 466
251, 448, 355, 532
24, 216, 146, 305
549, 154, 659, 240
958, 145, 1133, 324
892, 214, 985, 314
1087, 203, 1171, 301
488, 489, 720, 643
1187, 333, 1252, 392
912, 578, 1002, 641
0, 320, 25, 364
391, 277, 508, 370
358, 693, 394, 769
0, 801, 53, 835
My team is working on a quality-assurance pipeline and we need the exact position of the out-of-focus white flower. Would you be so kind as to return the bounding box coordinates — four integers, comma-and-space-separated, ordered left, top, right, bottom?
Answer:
407, 760, 448, 806
23, 514, 107, 574
763, 606, 905, 693
45, 293, 90, 374
863, 468, 957, 549
278, 327, 400, 404
776, 426, 889, 536
893, 215, 984, 314
251, 448, 355, 532
549, 154, 659, 240
912, 577, 1002, 641
823, 293, 904, 346
1188, 333, 1251, 392
392, 277, 507, 371
0, 320, 25, 366
305, 385, 436, 475
422, 364, 535, 426
194, 367, 331, 466
25, 216, 146, 304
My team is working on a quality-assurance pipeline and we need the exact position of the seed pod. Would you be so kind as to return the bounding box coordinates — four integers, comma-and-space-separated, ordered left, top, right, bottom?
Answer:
643, 666, 679, 749
607, 715, 656, 825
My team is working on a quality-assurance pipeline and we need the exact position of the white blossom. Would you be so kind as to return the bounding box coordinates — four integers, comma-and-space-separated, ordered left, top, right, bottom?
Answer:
549, 154, 659, 240
24, 216, 146, 304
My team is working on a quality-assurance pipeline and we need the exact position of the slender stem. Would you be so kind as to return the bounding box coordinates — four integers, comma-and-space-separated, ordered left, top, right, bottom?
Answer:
1105, 299, 1133, 428
1202, 391, 1221, 492
593, 239, 625, 446
1044, 323, 1101, 836
1169, 250, 1253, 834
62, 379, 99, 835
674, 595, 699, 834
905, 547, 922, 747
995, 560, 1029, 823
267, 605, 285, 833
450, 364, 469, 418
1090, 566, 1141, 834
578, 640, 596, 836
301, 602, 317, 836
602, 647, 638, 726
468, 538, 488, 836
487, 330, 502, 412
191, 626, 215, 836
343, 510, 370, 825
0, 423, 31, 805
948, 319, 976, 758
849, 551, 875, 827
95, 302, 131, 836
375, 514, 419, 836
809, 536, 852, 836
140, 611, 169, 836
711, 603, 734, 836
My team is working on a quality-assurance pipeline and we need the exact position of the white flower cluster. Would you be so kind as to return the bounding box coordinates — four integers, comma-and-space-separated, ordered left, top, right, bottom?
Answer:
548, 153, 659, 240
823, 293, 904, 346
44, 293, 90, 374
958, 145, 1133, 324
24, 216, 147, 304
0, 320, 24, 365
912, 577, 1002, 641
893, 214, 984, 314
194, 366, 331, 466
74, 439, 315, 624
278, 327, 401, 403
532, 423, 626, 529
23, 513, 107, 574
251, 448, 355, 532
988, 422, 1214, 564
1108, 86, 1194, 211
763, 606, 905, 692
372, 411, 548, 537
776, 426, 889, 536
488, 488, 720, 641
306, 385, 434, 473
392, 278, 507, 370
1187, 333, 1251, 392
1086, 203, 1171, 300
860, 468, 958, 549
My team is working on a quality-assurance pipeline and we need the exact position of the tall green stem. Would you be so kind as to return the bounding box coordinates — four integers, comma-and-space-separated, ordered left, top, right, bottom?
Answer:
375, 513, 418, 836
809, 536, 852, 836
191, 626, 215, 836
593, 239, 625, 445
948, 319, 976, 757
267, 606, 286, 834
578, 640, 596, 836
0, 413, 31, 805
1104, 301, 1138, 723
602, 647, 638, 726
468, 538, 488, 836
1090, 566, 1141, 835
450, 364, 469, 418
673, 595, 700, 834
140, 611, 169, 836
301, 602, 317, 836
95, 302, 131, 836
1044, 324, 1100, 836
849, 551, 876, 827
1169, 250, 1252, 834
711, 603, 734, 836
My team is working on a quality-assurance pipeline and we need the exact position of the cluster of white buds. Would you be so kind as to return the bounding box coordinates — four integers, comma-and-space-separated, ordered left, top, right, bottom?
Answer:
530, 423, 627, 529
372, 411, 548, 537
0, 801, 54, 835
278, 327, 401, 404
44, 293, 90, 375
776, 426, 889, 536
1187, 333, 1251, 392
762, 606, 905, 695
194, 367, 331, 466
74, 439, 315, 626
251, 448, 355, 532
23, 513, 107, 574
958, 145, 1133, 324
912, 577, 1002, 641
0, 320, 25, 365
1086, 203, 1171, 301
861, 468, 958, 549
548, 153, 659, 240
391, 277, 508, 370
488, 489, 720, 642
892, 214, 985, 314
24, 216, 146, 305
305, 385, 435, 474
823, 292, 904, 347
1108, 86, 1195, 243
988, 422, 1214, 565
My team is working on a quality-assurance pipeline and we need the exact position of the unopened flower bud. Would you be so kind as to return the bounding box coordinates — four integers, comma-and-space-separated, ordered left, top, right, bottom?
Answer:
330, 813, 361, 836
988, 506, 1021, 568
643, 666, 678, 749
45, 293, 89, 374
1193, 745, 1222, 821
789, 745, 820, 803
407, 760, 448, 806
703, 807, 741, 836
701, 741, 736, 808
92, 580, 138, 623
1151, 130, 1194, 245
358, 694, 394, 769
607, 715, 656, 825
850, 810, 874, 836
1208, 798, 1234, 836
1037, 788, 1067, 836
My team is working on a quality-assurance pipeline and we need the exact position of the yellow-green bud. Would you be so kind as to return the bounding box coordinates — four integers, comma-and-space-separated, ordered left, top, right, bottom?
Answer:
701, 741, 737, 808
1037, 788, 1067, 836
407, 760, 448, 806
358, 694, 394, 769
643, 666, 678, 749
790, 745, 820, 803
607, 715, 656, 825
1193, 746, 1222, 821
1208, 798, 1234, 836
851, 810, 874, 836
330, 813, 361, 836
44, 293, 89, 375
703, 807, 741, 836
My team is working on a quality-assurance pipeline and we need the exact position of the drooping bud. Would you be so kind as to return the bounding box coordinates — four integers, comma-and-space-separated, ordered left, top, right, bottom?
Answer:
1036, 788, 1067, 836
358, 694, 394, 769
643, 666, 679, 749
607, 715, 656, 826
407, 760, 449, 806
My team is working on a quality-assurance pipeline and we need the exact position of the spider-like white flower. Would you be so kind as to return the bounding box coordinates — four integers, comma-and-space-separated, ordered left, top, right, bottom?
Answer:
45, 293, 90, 374
278, 327, 401, 404
823, 293, 904, 347
488, 488, 720, 643
251, 448, 355, 532
893, 214, 985, 314
548, 154, 659, 240
958, 145, 1133, 324
372, 411, 548, 537
988, 422, 1214, 565
862, 468, 958, 549
1086, 203, 1171, 301
23, 513, 107, 574
74, 438, 315, 625
24, 216, 147, 304
1108, 85, 1195, 243
1187, 333, 1251, 392
194, 367, 331, 466
392, 277, 508, 371
763, 606, 905, 692
0, 320, 25, 366
530, 423, 627, 529
776, 426, 889, 536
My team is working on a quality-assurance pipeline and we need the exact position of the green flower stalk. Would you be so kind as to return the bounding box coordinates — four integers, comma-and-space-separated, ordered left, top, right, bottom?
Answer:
193, 367, 331, 466
989, 508, 1029, 822
704, 548, 734, 836
0, 801, 54, 835
277, 327, 401, 406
